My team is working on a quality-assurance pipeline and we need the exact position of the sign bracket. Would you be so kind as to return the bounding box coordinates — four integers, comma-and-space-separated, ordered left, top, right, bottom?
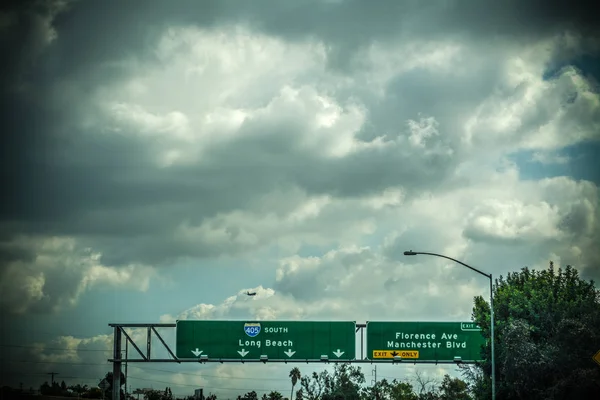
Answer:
118, 327, 148, 361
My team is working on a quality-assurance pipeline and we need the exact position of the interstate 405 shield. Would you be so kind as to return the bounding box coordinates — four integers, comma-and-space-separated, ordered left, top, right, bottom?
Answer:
366, 321, 487, 362
176, 320, 356, 360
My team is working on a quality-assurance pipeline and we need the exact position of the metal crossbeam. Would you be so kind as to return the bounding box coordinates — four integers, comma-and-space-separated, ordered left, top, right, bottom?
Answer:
108, 357, 475, 364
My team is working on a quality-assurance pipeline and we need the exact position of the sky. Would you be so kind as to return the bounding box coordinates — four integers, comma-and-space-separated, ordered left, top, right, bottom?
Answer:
1, 0, 599, 398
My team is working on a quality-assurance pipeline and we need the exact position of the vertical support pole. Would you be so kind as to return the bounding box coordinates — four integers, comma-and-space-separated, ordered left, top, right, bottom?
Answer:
147, 327, 152, 361
124, 340, 128, 400
113, 327, 122, 400
360, 326, 364, 360
490, 274, 496, 400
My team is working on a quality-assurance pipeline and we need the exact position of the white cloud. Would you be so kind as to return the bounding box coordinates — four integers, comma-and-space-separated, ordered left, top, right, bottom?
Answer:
0, 236, 156, 314
462, 40, 600, 153
531, 151, 570, 164
464, 199, 563, 242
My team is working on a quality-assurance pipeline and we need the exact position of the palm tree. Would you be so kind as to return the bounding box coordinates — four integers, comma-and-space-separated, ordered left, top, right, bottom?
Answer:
289, 368, 301, 400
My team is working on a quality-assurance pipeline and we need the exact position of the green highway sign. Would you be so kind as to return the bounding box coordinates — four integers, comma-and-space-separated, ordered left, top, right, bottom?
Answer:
367, 321, 486, 362
176, 320, 356, 360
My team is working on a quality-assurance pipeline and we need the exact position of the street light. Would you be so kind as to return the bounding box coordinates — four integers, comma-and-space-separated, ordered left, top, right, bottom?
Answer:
403, 250, 496, 400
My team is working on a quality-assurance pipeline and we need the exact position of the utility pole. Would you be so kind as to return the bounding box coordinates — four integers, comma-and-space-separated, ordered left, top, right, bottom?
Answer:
124, 341, 129, 400
403, 250, 497, 400
371, 365, 377, 385
48, 372, 59, 385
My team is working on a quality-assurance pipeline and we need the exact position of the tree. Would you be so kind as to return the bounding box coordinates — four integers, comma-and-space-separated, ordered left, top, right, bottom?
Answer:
300, 364, 364, 400
40, 382, 52, 396
143, 390, 163, 400
238, 391, 258, 400
86, 387, 103, 399
267, 392, 283, 400
438, 375, 471, 400
361, 378, 419, 400
40, 380, 65, 396
289, 367, 301, 400
389, 380, 419, 400
412, 371, 438, 399
300, 371, 331, 400
471, 263, 600, 399
330, 364, 365, 400
70, 384, 90, 397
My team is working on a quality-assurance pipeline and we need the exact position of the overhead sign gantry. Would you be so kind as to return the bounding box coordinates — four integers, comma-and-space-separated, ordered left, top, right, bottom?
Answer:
106, 320, 486, 400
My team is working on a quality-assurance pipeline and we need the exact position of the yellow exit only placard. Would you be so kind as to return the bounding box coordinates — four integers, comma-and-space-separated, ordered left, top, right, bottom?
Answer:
593, 350, 600, 366
372, 350, 419, 359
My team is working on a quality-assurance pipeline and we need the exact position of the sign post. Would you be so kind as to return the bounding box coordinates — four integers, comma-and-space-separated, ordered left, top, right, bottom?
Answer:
366, 321, 486, 362
176, 320, 356, 361
98, 379, 110, 400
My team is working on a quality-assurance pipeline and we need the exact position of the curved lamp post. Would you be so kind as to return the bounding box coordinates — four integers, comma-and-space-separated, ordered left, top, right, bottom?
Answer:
403, 250, 496, 400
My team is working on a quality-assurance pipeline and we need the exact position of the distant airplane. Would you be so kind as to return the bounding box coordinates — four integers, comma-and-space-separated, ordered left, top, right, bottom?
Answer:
246, 291, 257, 296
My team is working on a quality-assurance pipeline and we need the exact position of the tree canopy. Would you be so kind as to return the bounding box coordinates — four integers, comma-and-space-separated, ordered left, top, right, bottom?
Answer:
470, 263, 600, 399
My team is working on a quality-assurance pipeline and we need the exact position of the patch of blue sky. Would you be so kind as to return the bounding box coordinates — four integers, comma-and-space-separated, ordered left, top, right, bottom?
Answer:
543, 53, 600, 84
509, 140, 600, 184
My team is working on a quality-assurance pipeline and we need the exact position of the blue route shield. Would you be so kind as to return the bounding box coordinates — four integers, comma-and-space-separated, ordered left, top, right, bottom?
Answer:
244, 322, 261, 337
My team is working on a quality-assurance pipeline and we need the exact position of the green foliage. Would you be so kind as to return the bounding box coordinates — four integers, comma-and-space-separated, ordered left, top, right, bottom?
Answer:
139, 386, 173, 400
471, 264, 600, 399
289, 367, 301, 400
300, 364, 365, 400
86, 387, 104, 399
239, 391, 258, 400
145, 390, 164, 400
267, 391, 283, 400
361, 378, 419, 400
438, 375, 471, 400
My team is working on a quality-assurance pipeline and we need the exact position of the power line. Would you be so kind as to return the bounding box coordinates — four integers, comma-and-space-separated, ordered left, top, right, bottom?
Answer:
9, 360, 110, 366
130, 365, 291, 382
127, 375, 290, 393
6, 359, 330, 383
3, 371, 292, 394
1, 344, 111, 352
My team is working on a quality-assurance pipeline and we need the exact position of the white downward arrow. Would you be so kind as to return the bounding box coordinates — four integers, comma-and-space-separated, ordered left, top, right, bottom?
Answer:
191, 348, 203, 357
284, 349, 296, 358
333, 349, 344, 358
237, 349, 249, 357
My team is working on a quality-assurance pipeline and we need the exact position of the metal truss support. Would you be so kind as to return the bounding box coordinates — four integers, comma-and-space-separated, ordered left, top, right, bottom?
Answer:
109, 323, 179, 400
112, 326, 121, 400
107, 357, 467, 365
